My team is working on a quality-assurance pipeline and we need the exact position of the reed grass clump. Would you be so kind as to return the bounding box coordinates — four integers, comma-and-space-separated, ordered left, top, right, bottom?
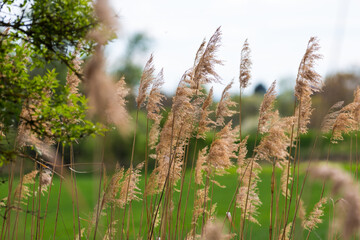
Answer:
2, 1, 360, 239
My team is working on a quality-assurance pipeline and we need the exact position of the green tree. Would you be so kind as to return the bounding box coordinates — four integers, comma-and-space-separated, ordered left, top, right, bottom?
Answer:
0, 0, 105, 166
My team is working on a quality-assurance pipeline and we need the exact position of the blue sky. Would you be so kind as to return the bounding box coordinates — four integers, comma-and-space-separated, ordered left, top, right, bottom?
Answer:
108, 0, 360, 99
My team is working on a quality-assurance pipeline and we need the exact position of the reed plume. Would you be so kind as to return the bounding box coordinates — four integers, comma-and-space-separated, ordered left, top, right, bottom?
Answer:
321, 101, 344, 133
258, 80, 277, 134
278, 223, 292, 240
329, 88, 360, 143
216, 81, 236, 126
197, 87, 215, 139
237, 135, 249, 175
14, 170, 39, 205
118, 162, 144, 208
191, 27, 223, 90
147, 69, 166, 149
66, 47, 82, 97
201, 220, 229, 240
309, 165, 360, 239
137, 54, 155, 108
236, 157, 262, 225
195, 147, 208, 186
302, 197, 327, 231
239, 39, 251, 90
84, 0, 130, 133
294, 37, 322, 134
207, 121, 238, 172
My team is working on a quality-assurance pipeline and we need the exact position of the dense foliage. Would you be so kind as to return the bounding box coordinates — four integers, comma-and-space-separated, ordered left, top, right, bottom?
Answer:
0, 0, 105, 166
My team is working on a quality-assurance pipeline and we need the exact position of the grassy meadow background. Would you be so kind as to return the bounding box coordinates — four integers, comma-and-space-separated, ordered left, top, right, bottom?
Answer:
1, 164, 336, 239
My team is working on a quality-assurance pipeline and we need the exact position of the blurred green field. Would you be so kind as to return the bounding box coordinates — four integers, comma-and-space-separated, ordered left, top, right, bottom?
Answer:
0, 163, 346, 239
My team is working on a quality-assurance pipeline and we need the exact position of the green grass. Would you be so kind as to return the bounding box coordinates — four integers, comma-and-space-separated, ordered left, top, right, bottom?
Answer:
0, 163, 339, 239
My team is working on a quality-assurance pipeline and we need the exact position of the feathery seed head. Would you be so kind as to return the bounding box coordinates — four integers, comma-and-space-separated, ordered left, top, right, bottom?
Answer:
239, 39, 252, 89
137, 54, 155, 108
258, 80, 277, 134
216, 81, 237, 126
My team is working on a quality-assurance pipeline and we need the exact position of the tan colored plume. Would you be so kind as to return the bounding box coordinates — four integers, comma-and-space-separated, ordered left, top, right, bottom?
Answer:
239, 39, 252, 89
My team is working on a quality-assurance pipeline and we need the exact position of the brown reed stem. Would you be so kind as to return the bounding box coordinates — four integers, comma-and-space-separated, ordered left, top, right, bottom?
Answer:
274, 181, 282, 240
305, 136, 332, 240
70, 148, 77, 240
11, 158, 23, 240
53, 147, 65, 240
35, 164, 43, 240
239, 124, 261, 240
280, 96, 300, 240
350, 135, 353, 174
138, 118, 150, 239
121, 109, 139, 240
240, 158, 255, 240
160, 117, 183, 239
288, 135, 319, 239
174, 142, 191, 239
40, 143, 60, 240
182, 140, 199, 239
201, 128, 217, 236
269, 158, 276, 240
70, 144, 82, 239
24, 196, 30, 240
149, 113, 181, 239
1, 161, 15, 240
30, 161, 37, 240
93, 142, 106, 240
356, 133, 359, 181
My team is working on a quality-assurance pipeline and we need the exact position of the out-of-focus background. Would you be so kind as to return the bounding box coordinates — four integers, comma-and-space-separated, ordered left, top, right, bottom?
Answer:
7, 0, 360, 170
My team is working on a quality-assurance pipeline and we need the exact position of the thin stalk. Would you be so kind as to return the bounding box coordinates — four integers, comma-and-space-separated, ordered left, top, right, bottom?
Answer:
137, 118, 150, 239
23, 197, 30, 240
160, 121, 184, 239
240, 158, 255, 240
201, 128, 217, 236
35, 164, 43, 240
174, 142, 191, 239
356, 133, 359, 181
40, 143, 60, 240
350, 135, 353, 174
30, 161, 37, 240
53, 146, 65, 240
120, 109, 139, 240
182, 136, 207, 239
288, 135, 319, 238
239, 125, 261, 240
70, 147, 77, 240
281, 97, 301, 240
269, 158, 276, 240
149, 113, 180, 239
306, 137, 332, 239
273, 182, 282, 240
2, 161, 15, 240
183, 140, 200, 239
93, 159, 105, 239
201, 164, 211, 236
11, 158, 24, 240
70, 144, 82, 239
